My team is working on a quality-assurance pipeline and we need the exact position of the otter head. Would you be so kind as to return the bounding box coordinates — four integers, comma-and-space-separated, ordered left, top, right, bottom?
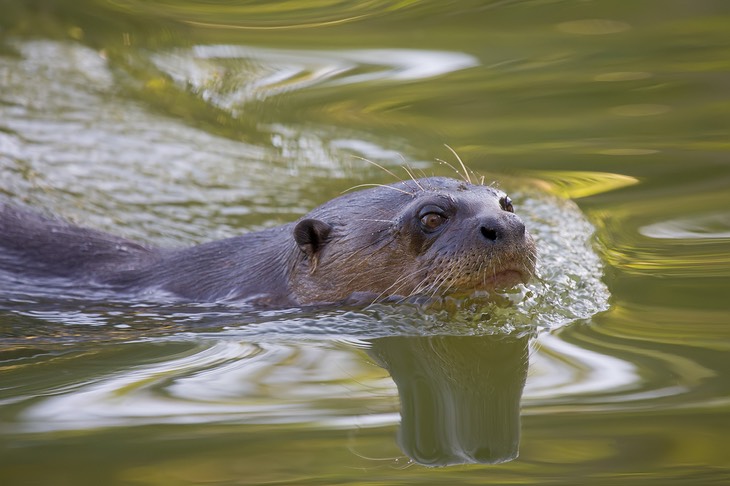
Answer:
290, 177, 536, 305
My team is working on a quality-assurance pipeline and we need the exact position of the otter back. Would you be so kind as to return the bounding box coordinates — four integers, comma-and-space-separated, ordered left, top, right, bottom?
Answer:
0, 204, 155, 278
0, 204, 297, 305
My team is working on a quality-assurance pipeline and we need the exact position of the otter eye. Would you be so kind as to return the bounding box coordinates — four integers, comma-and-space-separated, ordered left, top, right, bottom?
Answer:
500, 196, 514, 213
417, 204, 449, 232
420, 213, 446, 231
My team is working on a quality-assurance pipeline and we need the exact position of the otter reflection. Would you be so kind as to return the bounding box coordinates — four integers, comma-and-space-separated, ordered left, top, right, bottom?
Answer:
367, 334, 529, 466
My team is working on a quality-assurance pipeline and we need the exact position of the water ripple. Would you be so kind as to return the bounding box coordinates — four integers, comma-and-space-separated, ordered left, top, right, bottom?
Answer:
640, 212, 730, 240
149, 45, 479, 113
526, 333, 639, 403
15, 340, 391, 432
0, 40, 411, 245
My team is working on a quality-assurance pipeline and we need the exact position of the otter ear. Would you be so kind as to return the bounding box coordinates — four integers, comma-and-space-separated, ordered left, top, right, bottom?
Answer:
293, 219, 332, 258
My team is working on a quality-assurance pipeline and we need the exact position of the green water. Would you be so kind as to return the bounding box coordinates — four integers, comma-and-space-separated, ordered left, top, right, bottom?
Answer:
1, 1, 729, 484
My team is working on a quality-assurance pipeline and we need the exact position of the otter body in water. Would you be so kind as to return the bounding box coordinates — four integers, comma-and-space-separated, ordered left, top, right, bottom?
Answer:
0, 177, 536, 306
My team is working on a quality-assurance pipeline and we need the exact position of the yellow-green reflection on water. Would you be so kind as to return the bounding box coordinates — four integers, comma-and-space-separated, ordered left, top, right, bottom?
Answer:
1, 0, 729, 484
524, 170, 639, 199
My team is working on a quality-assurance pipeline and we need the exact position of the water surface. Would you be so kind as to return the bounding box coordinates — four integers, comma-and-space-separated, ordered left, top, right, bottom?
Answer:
1, 1, 729, 484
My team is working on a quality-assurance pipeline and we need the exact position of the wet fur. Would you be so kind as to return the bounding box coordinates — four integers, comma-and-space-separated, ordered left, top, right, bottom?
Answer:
0, 177, 536, 306
0, 204, 298, 305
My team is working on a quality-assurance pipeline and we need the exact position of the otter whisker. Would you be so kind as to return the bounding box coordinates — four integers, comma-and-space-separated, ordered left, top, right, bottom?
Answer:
435, 158, 464, 181
414, 263, 457, 298
426, 264, 455, 292
335, 231, 396, 258
315, 240, 399, 289
444, 144, 472, 185
340, 245, 396, 283
418, 274, 444, 299
341, 183, 414, 196
436, 278, 457, 299
339, 267, 390, 294
523, 251, 537, 272
348, 262, 418, 292
401, 165, 424, 192
410, 274, 434, 297
350, 155, 402, 182
408, 164, 431, 181
369, 266, 429, 304
397, 152, 429, 182
476, 260, 485, 289
385, 268, 427, 295
353, 219, 394, 224
433, 266, 460, 297
493, 254, 503, 282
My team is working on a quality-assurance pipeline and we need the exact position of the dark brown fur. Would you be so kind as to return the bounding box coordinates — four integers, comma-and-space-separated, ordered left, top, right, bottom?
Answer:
0, 177, 536, 306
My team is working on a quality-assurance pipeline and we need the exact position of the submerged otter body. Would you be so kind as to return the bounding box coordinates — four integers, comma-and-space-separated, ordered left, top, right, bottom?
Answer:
0, 177, 536, 306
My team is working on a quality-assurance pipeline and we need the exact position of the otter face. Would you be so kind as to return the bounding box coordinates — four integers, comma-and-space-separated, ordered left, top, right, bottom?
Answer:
290, 177, 537, 305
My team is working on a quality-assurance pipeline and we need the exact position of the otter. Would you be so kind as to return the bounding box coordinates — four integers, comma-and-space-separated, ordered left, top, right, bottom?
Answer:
0, 177, 536, 307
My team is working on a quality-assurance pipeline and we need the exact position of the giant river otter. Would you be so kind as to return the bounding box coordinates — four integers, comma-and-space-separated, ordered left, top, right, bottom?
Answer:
0, 177, 536, 307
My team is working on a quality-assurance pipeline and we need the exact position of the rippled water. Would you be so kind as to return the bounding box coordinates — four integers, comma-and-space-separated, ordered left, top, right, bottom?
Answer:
1, 1, 729, 484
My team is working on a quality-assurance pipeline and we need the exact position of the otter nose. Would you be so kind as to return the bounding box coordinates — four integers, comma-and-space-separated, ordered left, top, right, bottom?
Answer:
480, 224, 499, 242
479, 215, 525, 243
